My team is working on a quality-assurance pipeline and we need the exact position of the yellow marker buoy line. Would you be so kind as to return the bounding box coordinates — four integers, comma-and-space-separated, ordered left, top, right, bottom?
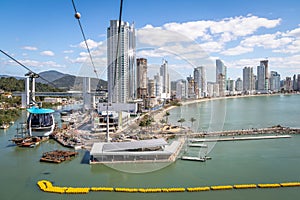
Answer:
37, 180, 300, 194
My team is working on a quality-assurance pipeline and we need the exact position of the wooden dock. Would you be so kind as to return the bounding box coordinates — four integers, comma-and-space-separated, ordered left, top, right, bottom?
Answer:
40, 150, 78, 164
189, 135, 291, 143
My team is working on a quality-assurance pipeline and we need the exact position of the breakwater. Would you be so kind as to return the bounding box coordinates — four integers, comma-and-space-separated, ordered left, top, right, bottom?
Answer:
186, 125, 300, 137
37, 180, 300, 194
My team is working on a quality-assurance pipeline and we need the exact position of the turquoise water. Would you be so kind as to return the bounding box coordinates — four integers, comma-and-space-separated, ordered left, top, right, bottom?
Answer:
0, 94, 300, 200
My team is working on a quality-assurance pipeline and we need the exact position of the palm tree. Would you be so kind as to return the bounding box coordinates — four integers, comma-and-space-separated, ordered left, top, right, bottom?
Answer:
159, 119, 166, 125
164, 111, 170, 124
177, 118, 185, 127
190, 117, 196, 128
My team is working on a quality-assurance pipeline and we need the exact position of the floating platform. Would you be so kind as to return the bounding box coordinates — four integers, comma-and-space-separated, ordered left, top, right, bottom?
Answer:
40, 150, 78, 164
188, 143, 208, 148
181, 156, 207, 162
189, 135, 291, 142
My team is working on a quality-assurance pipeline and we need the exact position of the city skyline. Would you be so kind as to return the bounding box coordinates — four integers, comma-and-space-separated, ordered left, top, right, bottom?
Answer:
1, 0, 300, 80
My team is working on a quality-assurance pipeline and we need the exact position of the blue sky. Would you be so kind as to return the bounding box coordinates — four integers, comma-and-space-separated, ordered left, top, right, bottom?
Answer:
1, 0, 300, 81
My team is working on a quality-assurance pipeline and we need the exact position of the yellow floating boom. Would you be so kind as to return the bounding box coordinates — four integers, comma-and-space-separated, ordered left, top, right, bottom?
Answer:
36, 180, 300, 194
280, 182, 300, 187
257, 183, 281, 188
233, 184, 257, 189
186, 187, 210, 192
211, 185, 233, 190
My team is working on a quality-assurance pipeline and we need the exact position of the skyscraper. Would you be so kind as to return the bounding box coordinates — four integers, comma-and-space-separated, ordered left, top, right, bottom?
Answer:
293, 74, 298, 91
160, 59, 170, 98
235, 78, 243, 91
107, 20, 136, 103
270, 71, 281, 92
260, 60, 269, 90
136, 58, 147, 98
243, 67, 254, 92
176, 79, 188, 100
216, 59, 227, 96
257, 65, 266, 91
187, 75, 195, 98
154, 73, 162, 97
194, 66, 207, 98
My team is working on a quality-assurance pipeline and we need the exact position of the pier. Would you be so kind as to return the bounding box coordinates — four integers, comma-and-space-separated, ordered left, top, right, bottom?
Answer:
189, 135, 291, 142
186, 125, 300, 137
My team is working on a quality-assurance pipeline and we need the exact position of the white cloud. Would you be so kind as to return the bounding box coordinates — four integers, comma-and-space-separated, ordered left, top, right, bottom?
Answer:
40, 50, 55, 56
200, 41, 224, 53
240, 33, 293, 49
162, 20, 213, 41
22, 46, 38, 51
136, 15, 281, 56
285, 26, 300, 38
137, 25, 190, 46
221, 46, 253, 56
274, 39, 300, 54
63, 50, 74, 53
79, 39, 101, 49
6, 59, 62, 69
210, 15, 281, 38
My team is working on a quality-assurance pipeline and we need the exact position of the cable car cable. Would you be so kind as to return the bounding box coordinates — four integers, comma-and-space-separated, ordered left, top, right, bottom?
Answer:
71, 0, 99, 79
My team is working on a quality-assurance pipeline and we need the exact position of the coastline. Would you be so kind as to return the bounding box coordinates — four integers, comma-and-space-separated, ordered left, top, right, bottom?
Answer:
154, 93, 299, 119
152, 92, 298, 126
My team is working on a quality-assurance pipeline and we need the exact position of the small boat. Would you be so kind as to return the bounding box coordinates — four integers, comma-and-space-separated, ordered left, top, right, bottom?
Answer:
27, 106, 55, 137
0, 123, 9, 129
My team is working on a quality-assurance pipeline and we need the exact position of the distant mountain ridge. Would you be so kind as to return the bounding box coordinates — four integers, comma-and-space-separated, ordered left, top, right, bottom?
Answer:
37, 70, 67, 84
38, 70, 107, 91
1, 70, 107, 91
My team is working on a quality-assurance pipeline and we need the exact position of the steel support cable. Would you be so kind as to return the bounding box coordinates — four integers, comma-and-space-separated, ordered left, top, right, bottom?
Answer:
0, 49, 57, 88
71, 0, 99, 79
113, 0, 124, 93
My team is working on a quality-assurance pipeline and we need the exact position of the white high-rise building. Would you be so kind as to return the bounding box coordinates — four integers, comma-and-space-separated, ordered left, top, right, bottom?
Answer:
243, 67, 254, 93
160, 59, 170, 99
154, 73, 162, 97
107, 20, 136, 103
176, 79, 188, 100
257, 65, 266, 91
227, 78, 235, 92
194, 66, 207, 98
216, 59, 227, 96
260, 60, 269, 90
270, 71, 280, 92
235, 78, 243, 91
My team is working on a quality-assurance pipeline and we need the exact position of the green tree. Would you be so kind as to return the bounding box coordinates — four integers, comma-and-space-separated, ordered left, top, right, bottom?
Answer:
190, 117, 196, 128
159, 119, 166, 125
164, 111, 170, 124
178, 118, 186, 127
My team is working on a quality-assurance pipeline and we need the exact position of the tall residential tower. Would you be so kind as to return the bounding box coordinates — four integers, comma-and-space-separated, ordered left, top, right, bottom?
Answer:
107, 20, 136, 103
216, 59, 227, 96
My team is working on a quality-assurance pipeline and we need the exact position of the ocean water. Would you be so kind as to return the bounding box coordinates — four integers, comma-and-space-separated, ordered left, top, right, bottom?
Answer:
0, 94, 299, 200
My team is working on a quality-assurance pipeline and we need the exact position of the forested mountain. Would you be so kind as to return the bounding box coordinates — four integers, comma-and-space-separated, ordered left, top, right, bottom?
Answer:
0, 70, 107, 92
0, 77, 64, 92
